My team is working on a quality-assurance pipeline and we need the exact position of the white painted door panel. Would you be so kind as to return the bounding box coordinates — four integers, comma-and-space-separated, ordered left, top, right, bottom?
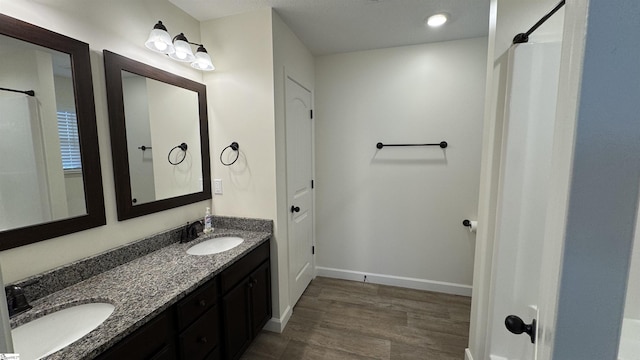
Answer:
488, 42, 561, 360
286, 76, 314, 307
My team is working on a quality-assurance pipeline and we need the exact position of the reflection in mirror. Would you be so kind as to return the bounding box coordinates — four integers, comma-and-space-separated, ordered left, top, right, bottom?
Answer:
104, 50, 211, 221
0, 35, 86, 231
0, 13, 105, 250
121, 71, 203, 205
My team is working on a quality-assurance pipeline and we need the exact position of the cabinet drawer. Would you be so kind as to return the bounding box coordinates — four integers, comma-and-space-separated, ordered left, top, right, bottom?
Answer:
220, 240, 270, 293
179, 305, 220, 360
177, 278, 218, 330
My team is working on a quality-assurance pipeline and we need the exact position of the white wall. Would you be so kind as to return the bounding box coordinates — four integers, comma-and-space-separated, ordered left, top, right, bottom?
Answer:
315, 37, 487, 294
201, 9, 276, 219
0, 0, 209, 283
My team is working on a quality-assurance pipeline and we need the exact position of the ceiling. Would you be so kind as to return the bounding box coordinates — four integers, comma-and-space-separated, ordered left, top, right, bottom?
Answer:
168, 0, 491, 56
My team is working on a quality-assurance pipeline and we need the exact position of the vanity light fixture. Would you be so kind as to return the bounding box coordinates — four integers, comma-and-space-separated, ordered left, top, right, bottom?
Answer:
144, 21, 174, 54
426, 13, 448, 27
145, 21, 215, 71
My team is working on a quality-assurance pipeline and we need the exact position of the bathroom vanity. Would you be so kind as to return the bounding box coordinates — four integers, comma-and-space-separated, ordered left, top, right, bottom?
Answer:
9, 218, 272, 360
95, 240, 270, 360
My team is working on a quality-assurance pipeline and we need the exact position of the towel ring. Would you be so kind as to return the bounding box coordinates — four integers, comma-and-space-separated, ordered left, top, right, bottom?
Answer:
220, 142, 240, 166
168, 142, 188, 165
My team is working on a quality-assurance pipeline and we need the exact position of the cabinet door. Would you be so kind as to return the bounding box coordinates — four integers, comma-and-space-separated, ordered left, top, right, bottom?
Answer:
222, 278, 252, 360
250, 261, 272, 337
96, 310, 176, 360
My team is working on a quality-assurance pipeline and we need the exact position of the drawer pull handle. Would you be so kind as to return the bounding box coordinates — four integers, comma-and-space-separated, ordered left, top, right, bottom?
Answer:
198, 299, 206, 307
198, 336, 208, 343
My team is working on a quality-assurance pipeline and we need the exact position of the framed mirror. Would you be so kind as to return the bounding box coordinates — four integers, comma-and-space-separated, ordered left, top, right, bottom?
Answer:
0, 14, 105, 250
103, 50, 211, 221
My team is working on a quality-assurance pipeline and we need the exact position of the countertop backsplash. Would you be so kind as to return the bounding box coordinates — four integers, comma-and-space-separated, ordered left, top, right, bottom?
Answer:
9, 216, 273, 303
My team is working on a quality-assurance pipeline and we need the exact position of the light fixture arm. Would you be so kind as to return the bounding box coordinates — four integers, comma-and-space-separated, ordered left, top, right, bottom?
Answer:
172, 33, 189, 43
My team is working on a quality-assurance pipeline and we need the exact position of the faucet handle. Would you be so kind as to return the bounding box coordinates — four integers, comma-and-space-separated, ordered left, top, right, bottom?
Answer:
5, 285, 32, 317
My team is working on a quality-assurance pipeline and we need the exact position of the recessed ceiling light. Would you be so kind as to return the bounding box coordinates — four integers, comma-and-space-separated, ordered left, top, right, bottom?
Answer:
426, 13, 448, 27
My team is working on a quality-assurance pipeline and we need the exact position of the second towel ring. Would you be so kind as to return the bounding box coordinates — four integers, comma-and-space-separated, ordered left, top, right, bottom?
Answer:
168, 142, 188, 165
220, 142, 240, 166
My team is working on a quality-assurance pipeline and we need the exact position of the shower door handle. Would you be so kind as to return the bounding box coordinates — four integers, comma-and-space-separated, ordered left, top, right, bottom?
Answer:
505, 315, 536, 343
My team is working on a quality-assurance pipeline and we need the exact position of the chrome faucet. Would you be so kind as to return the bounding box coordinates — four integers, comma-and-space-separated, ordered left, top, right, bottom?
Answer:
5, 285, 31, 317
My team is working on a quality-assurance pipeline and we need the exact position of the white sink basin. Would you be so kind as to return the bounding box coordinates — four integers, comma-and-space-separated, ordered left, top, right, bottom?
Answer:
12, 302, 115, 360
187, 236, 244, 255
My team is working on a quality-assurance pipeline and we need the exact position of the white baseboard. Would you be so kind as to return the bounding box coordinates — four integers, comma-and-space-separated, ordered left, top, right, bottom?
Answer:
263, 305, 292, 333
465, 348, 473, 360
316, 267, 472, 297
490, 355, 508, 360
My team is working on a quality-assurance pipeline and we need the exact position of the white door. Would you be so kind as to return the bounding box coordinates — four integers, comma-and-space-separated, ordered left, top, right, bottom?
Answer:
486, 42, 561, 360
285, 76, 314, 306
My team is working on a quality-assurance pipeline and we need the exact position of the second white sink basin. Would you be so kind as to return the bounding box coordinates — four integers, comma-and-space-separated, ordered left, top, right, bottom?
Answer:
187, 236, 244, 255
12, 302, 115, 360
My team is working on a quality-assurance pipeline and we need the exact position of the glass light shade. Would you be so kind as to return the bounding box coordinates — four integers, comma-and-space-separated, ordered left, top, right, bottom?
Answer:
191, 47, 215, 71
145, 25, 174, 54
169, 35, 195, 62
426, 13, 448, 27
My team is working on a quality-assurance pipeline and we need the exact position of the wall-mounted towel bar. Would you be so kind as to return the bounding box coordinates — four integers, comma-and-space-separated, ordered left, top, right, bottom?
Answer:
0, 87, 35, 96
376, 141, 447, 149
513, 0, 565, 44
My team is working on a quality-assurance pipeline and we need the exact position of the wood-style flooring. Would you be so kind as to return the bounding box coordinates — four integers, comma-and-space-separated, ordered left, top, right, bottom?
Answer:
241, 277, 471, 360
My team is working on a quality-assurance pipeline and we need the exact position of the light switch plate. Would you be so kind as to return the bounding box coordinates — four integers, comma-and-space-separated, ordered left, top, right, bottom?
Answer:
214, 179, 223, 195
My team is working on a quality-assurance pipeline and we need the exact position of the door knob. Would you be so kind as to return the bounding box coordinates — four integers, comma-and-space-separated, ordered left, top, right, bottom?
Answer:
505, 315, 536, 344
290, 206, 300, 213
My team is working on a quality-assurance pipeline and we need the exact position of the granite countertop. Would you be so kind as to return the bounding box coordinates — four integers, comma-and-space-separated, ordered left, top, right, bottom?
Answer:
11, 227, 271, 359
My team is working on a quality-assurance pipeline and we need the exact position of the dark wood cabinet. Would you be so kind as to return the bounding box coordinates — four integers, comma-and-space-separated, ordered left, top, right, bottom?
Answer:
178, 305, 220, 359
220, 241, 272, 360
222, 279, 252, 359
97, 239, 270, 360
249, 261, 271, 337
95, 309, 177, 360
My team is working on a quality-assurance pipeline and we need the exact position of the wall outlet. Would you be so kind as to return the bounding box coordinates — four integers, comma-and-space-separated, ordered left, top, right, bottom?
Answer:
214, 179, 223, 195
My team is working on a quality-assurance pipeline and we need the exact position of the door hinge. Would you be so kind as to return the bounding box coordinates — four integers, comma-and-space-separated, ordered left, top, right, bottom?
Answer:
311, 180, 314, 189
312, 246, 315, 255
310, 109, 313, 119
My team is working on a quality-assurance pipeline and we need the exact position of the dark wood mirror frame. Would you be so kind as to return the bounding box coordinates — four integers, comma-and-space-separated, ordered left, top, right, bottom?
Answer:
0, 14, 106, 250
103, 50, 211, 221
